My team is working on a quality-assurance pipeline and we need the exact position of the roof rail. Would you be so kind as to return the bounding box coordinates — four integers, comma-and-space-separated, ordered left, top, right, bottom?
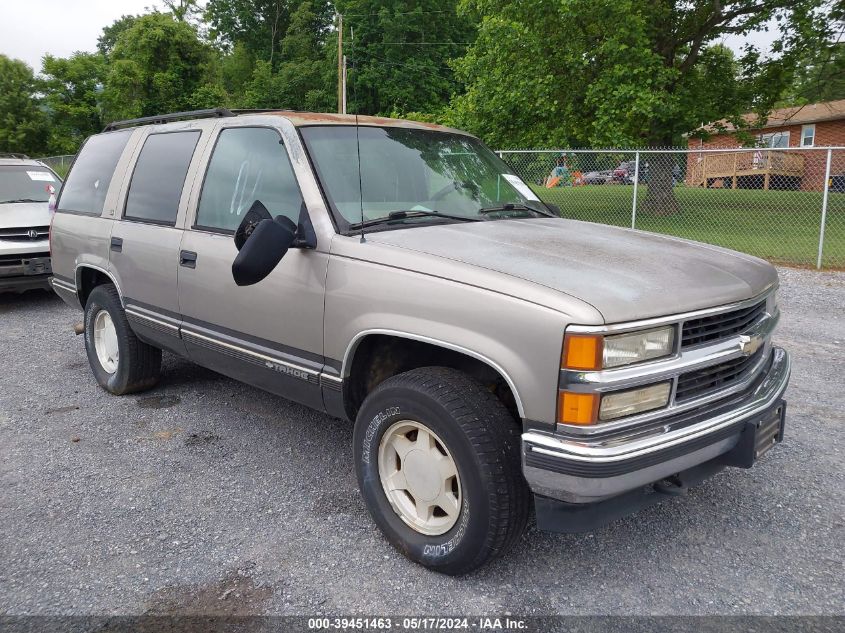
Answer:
102, 108, 236, 132
0, 152, 31, 159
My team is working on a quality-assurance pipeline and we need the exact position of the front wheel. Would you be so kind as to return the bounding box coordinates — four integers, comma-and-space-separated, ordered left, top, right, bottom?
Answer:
353, 367, 530, 575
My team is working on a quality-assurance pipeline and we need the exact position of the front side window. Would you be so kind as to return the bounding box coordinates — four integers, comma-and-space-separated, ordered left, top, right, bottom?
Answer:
300, 126, 548, 231
801, 124, 815, 147
58, 130, 131, 215
0, 166, 59, 204
124, 131, 201, 225
196, 127, 303, 232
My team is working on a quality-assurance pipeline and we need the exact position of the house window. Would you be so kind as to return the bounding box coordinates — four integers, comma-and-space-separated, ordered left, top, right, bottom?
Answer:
758, 131, 790, 148
801, 124, 815, 147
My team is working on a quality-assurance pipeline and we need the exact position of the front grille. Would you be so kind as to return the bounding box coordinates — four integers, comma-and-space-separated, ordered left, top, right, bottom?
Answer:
682, 300, 766, 347
0, 226, 49, 241
675, 348, 764, 403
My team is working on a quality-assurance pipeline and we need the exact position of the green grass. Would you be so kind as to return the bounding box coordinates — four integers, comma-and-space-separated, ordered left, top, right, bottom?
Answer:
531, 184, 845, 269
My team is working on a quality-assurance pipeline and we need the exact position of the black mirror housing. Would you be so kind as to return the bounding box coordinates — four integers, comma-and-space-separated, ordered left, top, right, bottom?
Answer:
232, 216, 297, 286
234, 201, 273, 251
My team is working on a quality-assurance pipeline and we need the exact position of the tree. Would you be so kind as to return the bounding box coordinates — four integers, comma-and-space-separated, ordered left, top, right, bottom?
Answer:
220, 42, 257, 96
221, 0, 335, 110
162, 0, 202, 22
274, 0, 335, 110
336, 0, 475, 116
451, 0, 838, 213
40, 53, 105, 154
98, 14, 140, 56
205, 0, 296, 66
783, 41, 845, 104
0, 55, 48, 155
101, 13, 217, 122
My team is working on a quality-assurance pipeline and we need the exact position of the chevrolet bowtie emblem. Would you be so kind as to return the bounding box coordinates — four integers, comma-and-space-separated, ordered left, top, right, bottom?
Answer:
738, 334, 763, 356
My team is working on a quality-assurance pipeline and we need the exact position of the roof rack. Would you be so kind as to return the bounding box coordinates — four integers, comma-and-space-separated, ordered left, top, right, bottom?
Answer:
0, 152, 31, 159
102, 108, 236, 132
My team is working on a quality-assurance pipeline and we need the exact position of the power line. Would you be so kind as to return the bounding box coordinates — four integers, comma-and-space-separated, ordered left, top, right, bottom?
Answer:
342, 10, 455, 18
363, 42, 471, 46
347, 51, 460, 84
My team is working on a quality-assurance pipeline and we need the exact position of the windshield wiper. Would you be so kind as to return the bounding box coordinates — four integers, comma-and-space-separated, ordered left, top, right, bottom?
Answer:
348, 210, 483, 230
478, 203, 555, 218
1, 198, 43, 204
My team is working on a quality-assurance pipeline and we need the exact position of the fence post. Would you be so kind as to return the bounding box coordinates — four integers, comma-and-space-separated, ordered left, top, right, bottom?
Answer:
631, 151, 640, 229
817, 148, 833, 269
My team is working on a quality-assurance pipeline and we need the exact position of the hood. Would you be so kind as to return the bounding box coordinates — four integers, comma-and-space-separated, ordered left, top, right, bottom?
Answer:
0, 202, 52, 230
365, 218, 777, 323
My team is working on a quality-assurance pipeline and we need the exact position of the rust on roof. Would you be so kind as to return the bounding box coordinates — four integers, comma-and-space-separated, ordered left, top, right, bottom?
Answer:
249, 110, 470, 134
699, 99, 845, 134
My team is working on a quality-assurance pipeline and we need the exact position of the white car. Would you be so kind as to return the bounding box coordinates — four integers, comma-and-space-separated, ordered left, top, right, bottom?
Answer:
0, 154, 61, 293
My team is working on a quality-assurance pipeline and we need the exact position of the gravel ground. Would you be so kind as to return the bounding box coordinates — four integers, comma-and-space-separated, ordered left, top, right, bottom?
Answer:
0, 267, 843, 616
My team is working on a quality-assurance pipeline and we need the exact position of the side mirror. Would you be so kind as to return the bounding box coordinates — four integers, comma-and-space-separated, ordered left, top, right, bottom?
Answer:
234, 201, 273, 251
546, 203, 561, 216
231, 216, 297, 286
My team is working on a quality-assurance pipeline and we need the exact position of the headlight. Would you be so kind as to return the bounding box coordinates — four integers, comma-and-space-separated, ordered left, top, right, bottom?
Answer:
603, 327, 675, 368
562, 326, 675, 370
598, 382, 671, 420
558, 381, 672, 425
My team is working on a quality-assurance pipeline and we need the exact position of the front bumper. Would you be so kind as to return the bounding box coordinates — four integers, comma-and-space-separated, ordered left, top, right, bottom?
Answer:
0, 240, 52, 293
522, 346, 790, 505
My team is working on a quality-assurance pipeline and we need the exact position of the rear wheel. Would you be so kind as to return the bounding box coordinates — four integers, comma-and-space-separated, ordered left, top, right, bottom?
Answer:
353, 367, 530, 575
84, 284, 161, 395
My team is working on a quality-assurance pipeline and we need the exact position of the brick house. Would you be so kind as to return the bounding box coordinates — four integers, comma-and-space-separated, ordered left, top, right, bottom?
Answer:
686, 99, 845, 191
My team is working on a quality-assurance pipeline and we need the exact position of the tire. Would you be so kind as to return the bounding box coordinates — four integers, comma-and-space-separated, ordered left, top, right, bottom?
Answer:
83, 284, 161, 395
353, 367, 530, 575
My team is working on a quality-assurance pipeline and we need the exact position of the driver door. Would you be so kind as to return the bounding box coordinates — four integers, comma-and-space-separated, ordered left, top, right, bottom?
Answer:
177, 125, 328, 410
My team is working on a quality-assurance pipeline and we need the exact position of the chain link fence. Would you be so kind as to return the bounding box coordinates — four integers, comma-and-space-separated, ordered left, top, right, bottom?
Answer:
37, 155, 76, 178
498, 147, 845, 269
39, 148, 845, 268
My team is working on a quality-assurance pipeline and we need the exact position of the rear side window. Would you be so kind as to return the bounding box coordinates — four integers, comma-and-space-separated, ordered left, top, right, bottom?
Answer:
124, 131, 201, 226
195, 127, 303, 232
57, 130, 131, 215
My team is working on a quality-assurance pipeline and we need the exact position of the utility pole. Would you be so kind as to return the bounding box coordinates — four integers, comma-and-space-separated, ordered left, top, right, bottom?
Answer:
337, 12, 343, 114
342, 55, 348, 115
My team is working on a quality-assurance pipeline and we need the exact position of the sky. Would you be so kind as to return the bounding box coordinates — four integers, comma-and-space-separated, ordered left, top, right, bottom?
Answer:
1, 1, 781, 73
1, 0, 156, 70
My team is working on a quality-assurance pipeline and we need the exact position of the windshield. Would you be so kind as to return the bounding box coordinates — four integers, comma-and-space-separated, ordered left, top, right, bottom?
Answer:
0, 165, 58, 204
300, 126, 548, 230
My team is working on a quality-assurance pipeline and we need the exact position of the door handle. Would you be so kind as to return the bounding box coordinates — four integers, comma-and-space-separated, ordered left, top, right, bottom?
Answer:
110, 237, 123, 252
180, 250, 197, 268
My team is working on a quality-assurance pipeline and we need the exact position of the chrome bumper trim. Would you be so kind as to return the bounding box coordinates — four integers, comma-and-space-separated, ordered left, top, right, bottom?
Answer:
522, 347, 790, 502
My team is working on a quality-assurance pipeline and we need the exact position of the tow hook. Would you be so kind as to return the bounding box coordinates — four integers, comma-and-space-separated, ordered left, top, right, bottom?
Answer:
73, 322, 84, 335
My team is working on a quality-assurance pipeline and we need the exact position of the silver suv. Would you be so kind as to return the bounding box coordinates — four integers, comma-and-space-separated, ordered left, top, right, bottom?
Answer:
0, 154, 60, 293
50, 109, 790, 574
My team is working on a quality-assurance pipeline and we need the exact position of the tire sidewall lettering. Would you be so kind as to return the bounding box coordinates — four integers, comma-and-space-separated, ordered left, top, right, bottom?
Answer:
361, 405, 400, 466
355, 396, 484, 566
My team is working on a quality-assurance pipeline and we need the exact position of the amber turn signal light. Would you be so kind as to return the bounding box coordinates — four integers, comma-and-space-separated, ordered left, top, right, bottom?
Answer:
558, 391, 599, 425
562, 334, 603, 370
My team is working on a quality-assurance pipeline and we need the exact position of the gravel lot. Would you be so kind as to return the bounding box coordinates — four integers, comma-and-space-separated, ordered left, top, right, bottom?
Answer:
1, 267, 843, 616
